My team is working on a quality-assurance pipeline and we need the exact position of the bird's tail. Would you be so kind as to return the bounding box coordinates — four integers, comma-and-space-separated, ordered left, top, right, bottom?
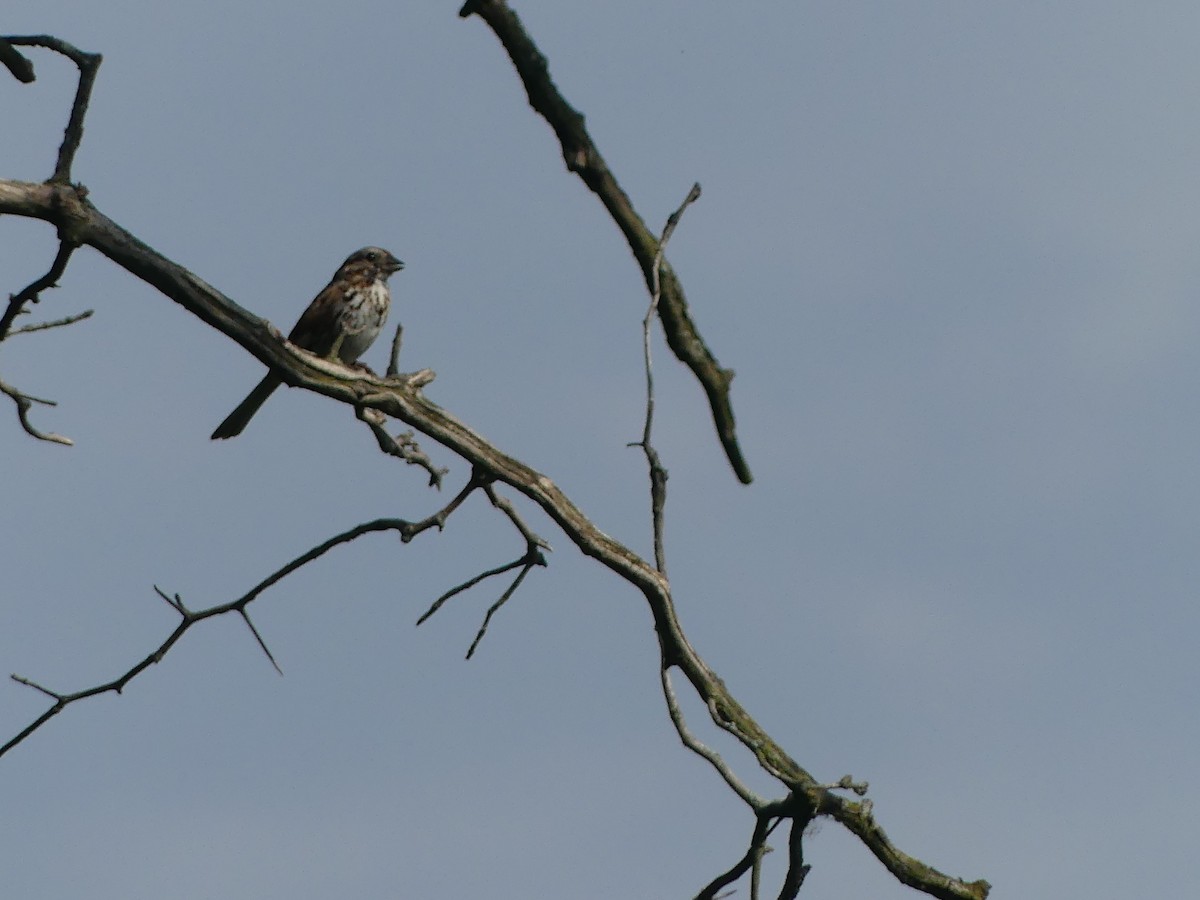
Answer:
210, 373, 282, 440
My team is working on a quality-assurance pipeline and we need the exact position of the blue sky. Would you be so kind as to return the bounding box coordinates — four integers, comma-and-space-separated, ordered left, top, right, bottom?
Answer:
3, 2, 1198, 898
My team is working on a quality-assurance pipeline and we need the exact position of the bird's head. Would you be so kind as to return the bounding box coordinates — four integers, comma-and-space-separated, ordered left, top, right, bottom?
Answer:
341, 246, 405, 281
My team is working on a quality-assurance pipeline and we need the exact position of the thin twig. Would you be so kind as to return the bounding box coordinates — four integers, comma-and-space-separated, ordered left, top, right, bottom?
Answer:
416, 557, 527, 626
416, 478, 549, 656
483, 481, 552, 552
358, 406, 448, 488
661, 665, 764, 807
7, 309, 93, 336
633, 182, 702, 575
1, 241, 77, 341
239, 609, 283, 676
465, 557, 539, 659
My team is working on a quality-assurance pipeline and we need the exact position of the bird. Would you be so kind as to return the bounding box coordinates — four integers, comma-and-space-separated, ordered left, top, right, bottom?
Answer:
211, 246, 404, 440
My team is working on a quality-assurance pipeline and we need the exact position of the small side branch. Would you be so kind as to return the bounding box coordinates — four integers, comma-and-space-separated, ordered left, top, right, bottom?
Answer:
0, 240, 84, 444
7, 309, 93, 336
661, 665, 764, 807
1, 241, 77, 341
464, 554, 541, 659
416, 556, 528, 626
4, 35, 102, 183
0, 377, 72, 445
238, 609, 282, 676
357, 404, 448, 489
483, 481, 552, 553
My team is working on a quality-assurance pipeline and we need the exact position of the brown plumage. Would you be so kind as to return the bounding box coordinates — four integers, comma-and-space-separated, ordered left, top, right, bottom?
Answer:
211, 246, 404, 440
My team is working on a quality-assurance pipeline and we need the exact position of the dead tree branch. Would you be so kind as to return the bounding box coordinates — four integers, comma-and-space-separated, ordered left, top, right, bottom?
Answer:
0, 376, 72, 445
0, 18, 990, 900
632, 182, 703, 575
0, 173, 989, 900
6, 309, 93, 336
1, 471, 494, 759
0, 243, 86, 442
417, 474, 551, 658
458, 0, 752, 484
1, 241, 77, 341
1, 36, 98, 444
3, 35, 102, 183
694, 812, 780, 900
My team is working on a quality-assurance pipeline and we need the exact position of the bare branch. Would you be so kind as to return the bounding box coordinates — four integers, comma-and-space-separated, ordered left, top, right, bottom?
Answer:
152, 585, 188, 614
1, 514, 470, 759
357, 405, 448, 488
457, 2, 751, 484
7, 309, 93, 336
1, 240, 77, 341
239, 609, 283, 676
0, 169, 987, 900
778, 810, 814, 900
3, 36, 102, 182
10, 675, 61, 701
387, 322, 404, 376
693, 813, 778, 900
0, 376, 73, 445
483, 481, 552, 552
416, 556, 527, 626
661, 665, 764, 808
464, 555, 541, 659
414, 478, 548, 656
820, 791, 991, 900
0, 241, 80, 440
633, 182, 703, 575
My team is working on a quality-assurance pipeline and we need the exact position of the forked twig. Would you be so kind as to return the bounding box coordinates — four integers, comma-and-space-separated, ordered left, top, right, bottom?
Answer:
465, 555, 540, 659
417, 478, 550, 658
0, 377, 73, 445
416, 557, 528, 626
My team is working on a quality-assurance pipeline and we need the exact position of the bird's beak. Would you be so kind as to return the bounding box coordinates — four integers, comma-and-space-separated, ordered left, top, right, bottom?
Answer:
389, 258, 405, 274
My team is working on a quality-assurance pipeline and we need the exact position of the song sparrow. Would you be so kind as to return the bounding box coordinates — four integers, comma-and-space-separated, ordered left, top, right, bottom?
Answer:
210, 246, 404, 440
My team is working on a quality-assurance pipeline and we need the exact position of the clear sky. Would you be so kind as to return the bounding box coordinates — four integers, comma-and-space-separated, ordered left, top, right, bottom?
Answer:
3, 3, 1197, 898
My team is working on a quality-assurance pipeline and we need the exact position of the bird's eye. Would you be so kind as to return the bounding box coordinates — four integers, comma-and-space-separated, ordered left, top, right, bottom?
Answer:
366, 250, 378, 261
